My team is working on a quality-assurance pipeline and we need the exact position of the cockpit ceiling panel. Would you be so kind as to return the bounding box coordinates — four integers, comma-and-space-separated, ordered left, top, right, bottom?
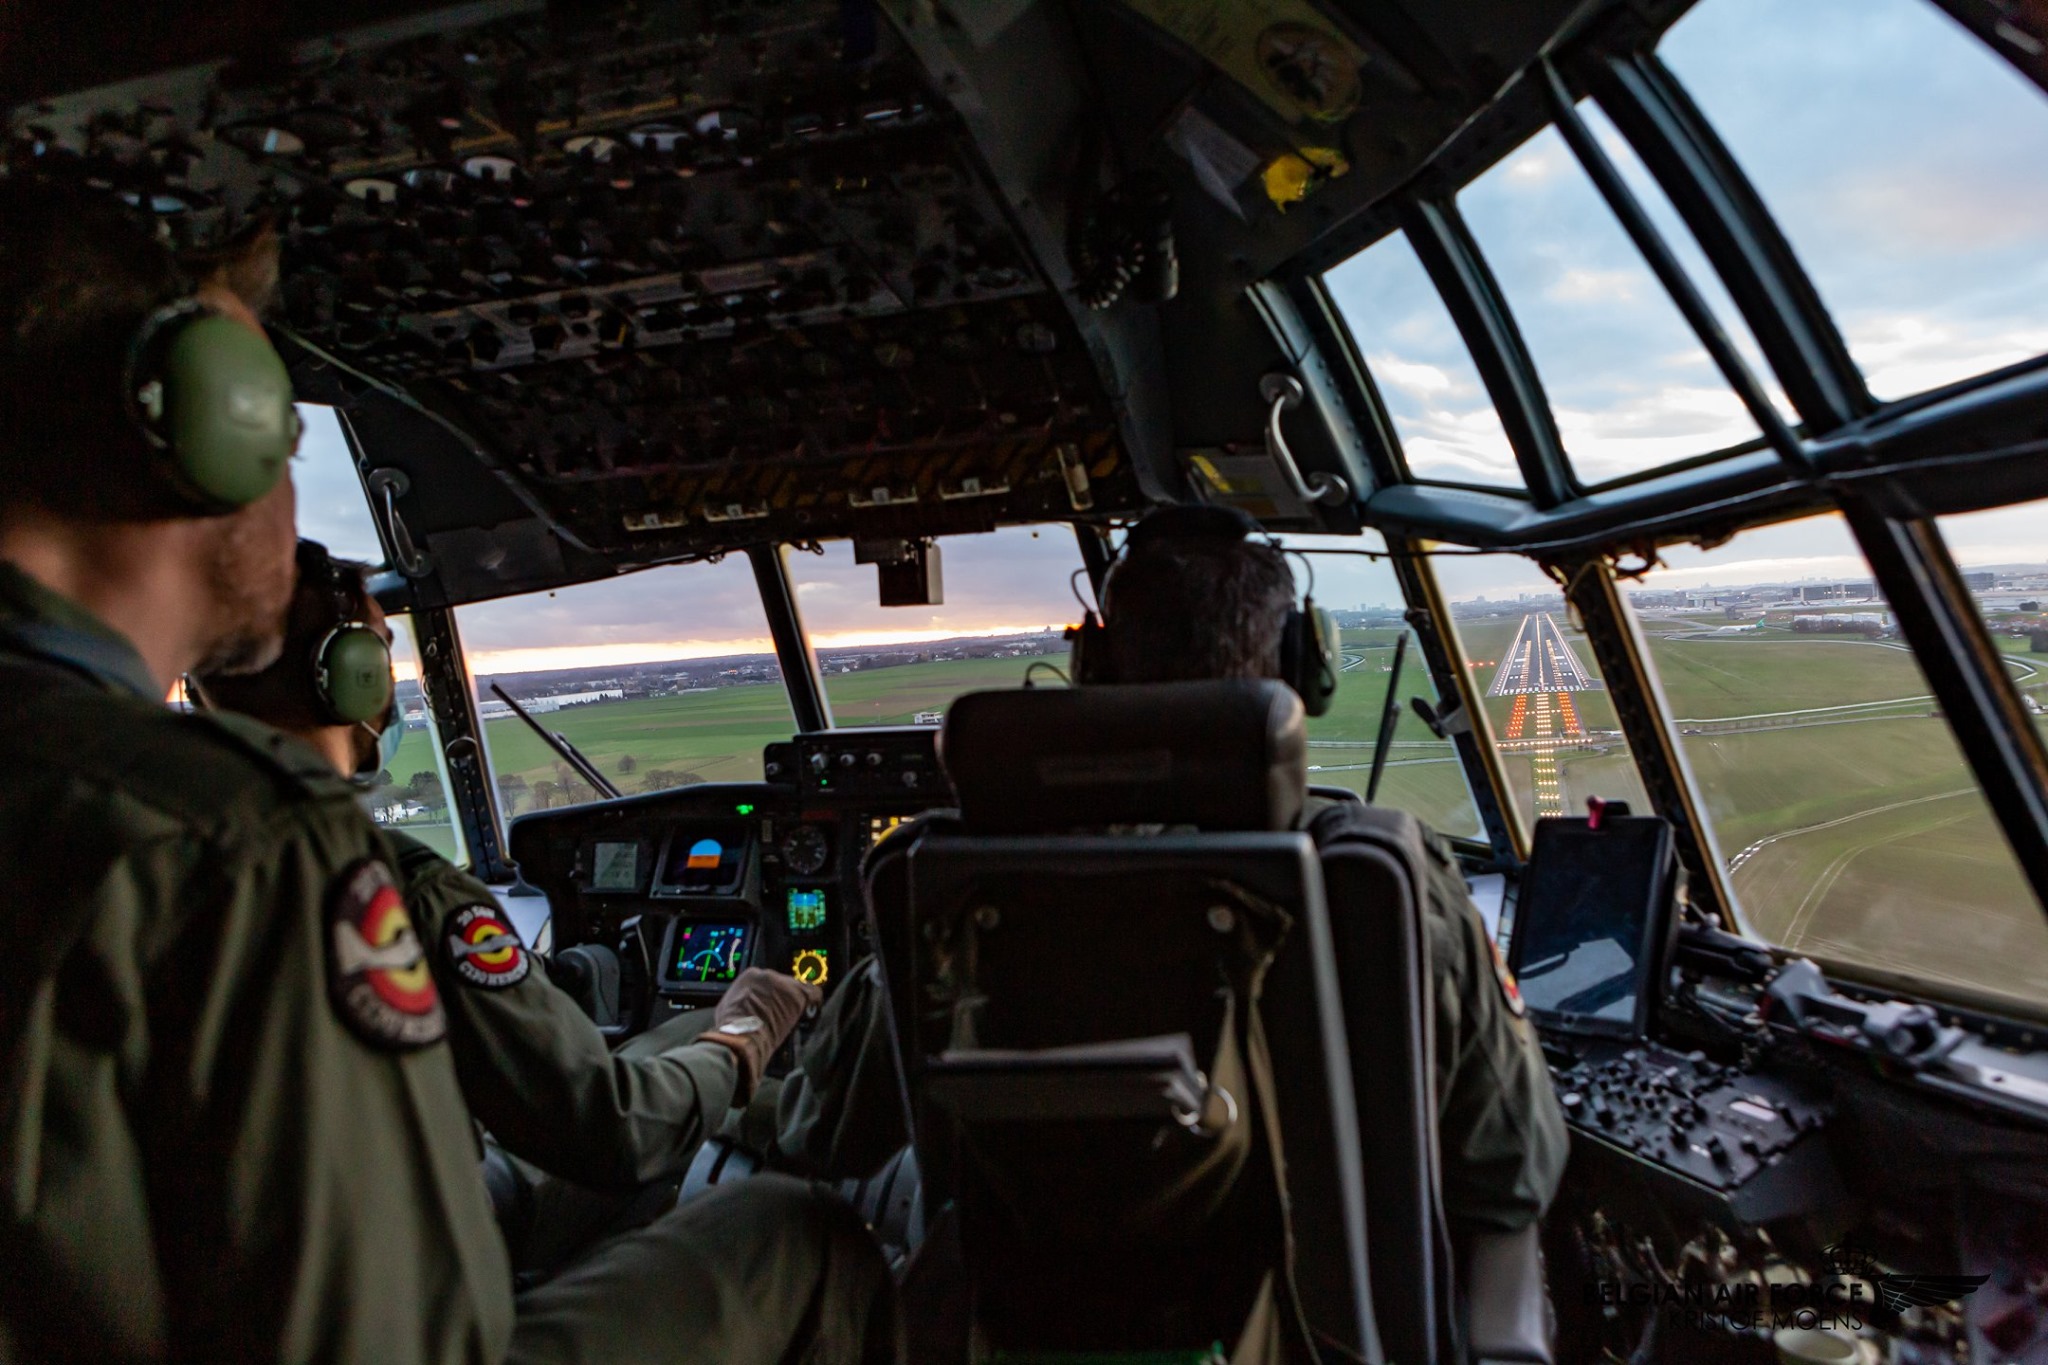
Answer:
11, 0, 1140, 555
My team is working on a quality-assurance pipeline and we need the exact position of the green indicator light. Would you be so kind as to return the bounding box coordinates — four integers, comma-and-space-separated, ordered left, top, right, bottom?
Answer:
735, 803, 756, 815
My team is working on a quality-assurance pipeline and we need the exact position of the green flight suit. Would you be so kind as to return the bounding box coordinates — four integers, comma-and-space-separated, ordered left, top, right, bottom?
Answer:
388, 833, 896, 1361
1398, 819, 1570, 1233
386, 832, 740, 1189
0, 564, 513, 1364
773, 808, 1569, 1235
0, 566, 892, 1365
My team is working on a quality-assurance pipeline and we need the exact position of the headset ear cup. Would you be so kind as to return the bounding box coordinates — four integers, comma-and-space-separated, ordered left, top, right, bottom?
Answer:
1066, 610, 1113, 685
317, 626, 395, 725
1284, 604, 1340, 717
131, 306, 297, 510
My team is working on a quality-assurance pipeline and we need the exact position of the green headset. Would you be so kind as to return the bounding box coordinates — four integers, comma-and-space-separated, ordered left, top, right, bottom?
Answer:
302, 540, 397, 730
1067, 505, 1341, 716
123, 297, 301, 510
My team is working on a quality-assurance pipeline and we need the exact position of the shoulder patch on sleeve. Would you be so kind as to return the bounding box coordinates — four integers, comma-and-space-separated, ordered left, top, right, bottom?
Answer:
1489, 937, 1526, 1018
327, 858, 446, 1049
445, 904, 531, 990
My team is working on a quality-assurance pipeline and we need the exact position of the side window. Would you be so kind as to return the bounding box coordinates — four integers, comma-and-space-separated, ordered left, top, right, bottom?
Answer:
786, 526, 1080, 726
1626, 513, 2048, 1011
1280, 534, 1486, 840
1456, 125, 1765, 487
454, 558, 793, 830
363, 614, 468, 866
1434, 553, 1651, 833
1937, 499, 2048, 734
294, 405, 386, 564
1661, 0, 2048, 400
1323, 232, 1524, 489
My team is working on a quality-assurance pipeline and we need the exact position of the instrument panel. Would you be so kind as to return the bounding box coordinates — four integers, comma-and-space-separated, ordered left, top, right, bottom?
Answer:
508, 728, 946, 1028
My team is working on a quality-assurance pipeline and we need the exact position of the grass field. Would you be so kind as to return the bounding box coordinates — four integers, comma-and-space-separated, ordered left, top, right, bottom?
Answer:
1442, 610, 2048, 1007
375, 613, 2048, 1011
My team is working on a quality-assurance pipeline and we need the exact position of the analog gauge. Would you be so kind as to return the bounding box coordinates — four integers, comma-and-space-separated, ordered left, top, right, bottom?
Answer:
780, 824, 831, 877
792, 949, 829, 986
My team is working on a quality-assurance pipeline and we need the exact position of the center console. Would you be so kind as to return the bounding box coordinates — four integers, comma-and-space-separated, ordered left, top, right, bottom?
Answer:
507, 728, 951, 1030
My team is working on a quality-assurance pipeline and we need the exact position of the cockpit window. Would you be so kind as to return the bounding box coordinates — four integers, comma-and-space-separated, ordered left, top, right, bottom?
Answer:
1323, 232, 1525, 489
1626, 513, 2048, 1011
787, 525, 1080, 727
454, 557, 793, 828
294, 405, 386, 567
1434, 553, 1652, 834
1937, 499, 2048, 737
1456, 125, 1766, 487
1279, 534, 1485, 840
1660, 0, 2048, 401
367, 614, 467, 868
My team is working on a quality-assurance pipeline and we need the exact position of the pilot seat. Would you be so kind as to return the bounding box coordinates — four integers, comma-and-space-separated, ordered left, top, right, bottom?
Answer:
863, 677, 1554, 1364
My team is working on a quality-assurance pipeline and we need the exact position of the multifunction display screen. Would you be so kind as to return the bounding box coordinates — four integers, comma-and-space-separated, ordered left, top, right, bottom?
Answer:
787, 887, 827, 933
586, 840, 641, 893
1510, 820, 1672, 1034
668, 922, 751, 984
657, 823, 752, 897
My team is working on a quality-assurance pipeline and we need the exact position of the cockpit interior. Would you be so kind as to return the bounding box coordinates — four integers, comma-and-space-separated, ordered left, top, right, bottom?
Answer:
11, 0, 2048, 1358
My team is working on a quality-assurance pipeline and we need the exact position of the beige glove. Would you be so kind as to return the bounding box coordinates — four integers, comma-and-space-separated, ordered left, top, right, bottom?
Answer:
699, 968, 821, 1100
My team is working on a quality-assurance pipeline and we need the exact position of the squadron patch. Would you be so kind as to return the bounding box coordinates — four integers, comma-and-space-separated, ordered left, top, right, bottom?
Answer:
1489, 938, 1527, 1018
446, 904, 531, 990
326, 858, 446, 1049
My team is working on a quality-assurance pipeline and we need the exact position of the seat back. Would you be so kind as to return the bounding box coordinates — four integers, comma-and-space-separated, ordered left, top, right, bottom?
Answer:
866, 681, 1378, 1359
1306, 802, 1454, 1364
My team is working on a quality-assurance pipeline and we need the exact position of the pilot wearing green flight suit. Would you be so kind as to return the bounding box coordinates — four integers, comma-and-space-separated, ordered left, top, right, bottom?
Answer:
199, 541, 838, 1278
0, 181, 891, 1365
773, 506, 1569, 1241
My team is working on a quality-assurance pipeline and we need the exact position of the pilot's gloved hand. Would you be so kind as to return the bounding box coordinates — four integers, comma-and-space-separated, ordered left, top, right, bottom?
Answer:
700, 968, 822, 1101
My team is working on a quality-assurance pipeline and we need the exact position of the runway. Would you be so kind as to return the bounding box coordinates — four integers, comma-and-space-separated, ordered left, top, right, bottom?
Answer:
1488, 613, 1597, 817
1487, 612, 1599, 697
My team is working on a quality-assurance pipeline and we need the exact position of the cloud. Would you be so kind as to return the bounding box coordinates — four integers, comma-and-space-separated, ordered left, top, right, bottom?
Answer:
1546, 268, 1639, 304
447, 524, 1085, 676
1368, 353, 1456, 396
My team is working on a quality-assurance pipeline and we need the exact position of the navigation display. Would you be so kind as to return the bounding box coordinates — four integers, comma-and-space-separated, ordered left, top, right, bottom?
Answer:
787, 887, 828, 933
1508, 818, 1675, 1037
587, 840, 642, 893
656, 823, 752, 897
667, 922, 751, 984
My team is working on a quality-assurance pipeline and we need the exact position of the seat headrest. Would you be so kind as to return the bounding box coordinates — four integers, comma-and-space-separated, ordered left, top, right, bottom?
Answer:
940, 680, 1307, 834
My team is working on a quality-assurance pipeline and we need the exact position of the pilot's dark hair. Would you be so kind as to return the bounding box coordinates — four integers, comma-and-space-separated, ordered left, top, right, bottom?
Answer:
0, 177, 189, 519
198, 540, 379, 731
1099, 507, 1297, 683
0, 177, 281, 520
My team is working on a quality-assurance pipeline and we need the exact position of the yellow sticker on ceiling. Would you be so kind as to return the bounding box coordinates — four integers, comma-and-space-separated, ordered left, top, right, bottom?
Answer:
1119, 0, 1367, 125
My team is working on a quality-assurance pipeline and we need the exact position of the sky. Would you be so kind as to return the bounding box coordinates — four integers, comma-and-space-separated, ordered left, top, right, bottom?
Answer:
293, 0, 2048, 677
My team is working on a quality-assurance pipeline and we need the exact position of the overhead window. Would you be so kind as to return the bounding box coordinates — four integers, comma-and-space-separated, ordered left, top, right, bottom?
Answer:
1324, 232, 1524, 489
453, 559, 791, 832
786, 525, 1081, 727
1279, 533, 1485, 841
1574, 102, 1795, 426
1457, 125, 1765, 487
1433, 553, 1651, 835
1661, 0, 2048, 401
294, 405, 386, 566
363, 615, 468, 867
1628, 513, 2047, 1012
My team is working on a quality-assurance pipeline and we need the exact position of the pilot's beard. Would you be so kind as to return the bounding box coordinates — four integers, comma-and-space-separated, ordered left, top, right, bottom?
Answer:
191, 508, 295, 677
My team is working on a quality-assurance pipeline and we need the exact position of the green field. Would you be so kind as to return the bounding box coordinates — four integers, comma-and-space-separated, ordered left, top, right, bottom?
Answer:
1639, 627, 2048, 1005
372, 615, 2048, 1011
1443, 611, 2048, 1008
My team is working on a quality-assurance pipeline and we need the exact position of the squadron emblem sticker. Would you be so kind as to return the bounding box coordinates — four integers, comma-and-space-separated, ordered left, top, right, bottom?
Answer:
446, 904, 531, 990
327, 858, 445, 1049
1489, 938, 1527, 1019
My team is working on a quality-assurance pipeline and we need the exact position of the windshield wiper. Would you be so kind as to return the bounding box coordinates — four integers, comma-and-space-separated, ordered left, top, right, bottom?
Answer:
488, 683, 622, 801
